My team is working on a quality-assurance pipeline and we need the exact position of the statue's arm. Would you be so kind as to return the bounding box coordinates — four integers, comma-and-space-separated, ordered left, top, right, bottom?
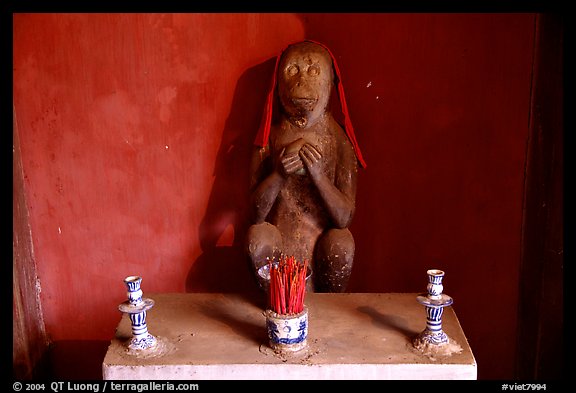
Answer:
299, 137, 358, 229
249, 146, 280, 223
251, 172, 285, 224
250, 143, 308, 223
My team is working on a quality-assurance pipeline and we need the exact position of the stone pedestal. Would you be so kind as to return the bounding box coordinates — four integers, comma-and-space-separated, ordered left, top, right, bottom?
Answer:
103, 293, 476, 380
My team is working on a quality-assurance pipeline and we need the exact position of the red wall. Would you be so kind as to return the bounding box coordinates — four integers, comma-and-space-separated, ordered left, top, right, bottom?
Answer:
13, 13, 535, 379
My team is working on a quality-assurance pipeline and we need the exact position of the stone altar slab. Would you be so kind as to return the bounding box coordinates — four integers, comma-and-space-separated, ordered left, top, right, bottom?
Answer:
102, 293, 476, 380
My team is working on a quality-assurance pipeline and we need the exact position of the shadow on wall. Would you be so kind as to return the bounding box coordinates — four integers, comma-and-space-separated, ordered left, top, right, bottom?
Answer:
185, 58, 277, 294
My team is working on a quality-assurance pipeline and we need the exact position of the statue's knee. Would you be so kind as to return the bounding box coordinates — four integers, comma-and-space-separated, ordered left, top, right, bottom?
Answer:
316, 228, 355, 264
246, 222, 282, 268
314, 229, 355, 293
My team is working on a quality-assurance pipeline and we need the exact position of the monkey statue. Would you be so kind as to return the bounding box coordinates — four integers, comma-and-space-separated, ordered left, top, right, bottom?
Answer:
246, 40, 366, 293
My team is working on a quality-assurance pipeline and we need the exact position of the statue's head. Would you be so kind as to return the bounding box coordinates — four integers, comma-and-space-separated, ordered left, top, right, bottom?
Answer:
254, 40, 367, 169
277, 41, 334, 128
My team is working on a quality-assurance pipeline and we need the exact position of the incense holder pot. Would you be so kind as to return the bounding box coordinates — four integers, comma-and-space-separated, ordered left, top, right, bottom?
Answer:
265, 307, 308, 352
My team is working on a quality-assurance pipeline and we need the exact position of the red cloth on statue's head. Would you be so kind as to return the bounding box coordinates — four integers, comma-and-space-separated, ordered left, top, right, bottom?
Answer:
253, 40, 367, 169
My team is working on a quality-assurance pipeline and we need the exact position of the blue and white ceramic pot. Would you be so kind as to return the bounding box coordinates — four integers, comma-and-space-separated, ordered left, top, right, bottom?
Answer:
265, 307, 308, 352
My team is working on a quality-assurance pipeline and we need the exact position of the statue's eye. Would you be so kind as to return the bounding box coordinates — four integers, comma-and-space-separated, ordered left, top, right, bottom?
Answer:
308, 64, 320, 76
287, 65, 299, 76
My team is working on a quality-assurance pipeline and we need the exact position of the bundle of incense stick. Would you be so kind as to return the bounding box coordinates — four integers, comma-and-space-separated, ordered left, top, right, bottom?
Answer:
268, 256, 308, 315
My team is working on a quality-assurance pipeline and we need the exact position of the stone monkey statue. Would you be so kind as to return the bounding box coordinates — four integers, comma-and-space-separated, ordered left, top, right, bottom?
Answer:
246, 40, 366, 292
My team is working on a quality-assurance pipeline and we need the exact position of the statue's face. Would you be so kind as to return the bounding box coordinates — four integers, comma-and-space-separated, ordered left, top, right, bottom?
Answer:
277, 42, 334, 128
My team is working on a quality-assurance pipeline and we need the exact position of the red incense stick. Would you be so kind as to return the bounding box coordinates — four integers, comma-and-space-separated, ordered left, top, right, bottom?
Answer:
268, 255, 308, 315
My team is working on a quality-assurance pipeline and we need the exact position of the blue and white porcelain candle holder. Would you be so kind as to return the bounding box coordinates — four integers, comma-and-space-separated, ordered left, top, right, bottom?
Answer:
414, 269, 453, 348
118, 276, 158, 351
266, 307, 308, 352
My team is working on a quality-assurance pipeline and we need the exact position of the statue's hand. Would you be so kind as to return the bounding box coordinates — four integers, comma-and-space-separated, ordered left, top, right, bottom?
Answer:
277, 147, 305, 176
299, 143, 323, 179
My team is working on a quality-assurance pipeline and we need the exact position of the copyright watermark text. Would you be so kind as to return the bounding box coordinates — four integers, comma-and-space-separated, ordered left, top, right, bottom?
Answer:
12, 382, 199, 393
502, 384, 547, 391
